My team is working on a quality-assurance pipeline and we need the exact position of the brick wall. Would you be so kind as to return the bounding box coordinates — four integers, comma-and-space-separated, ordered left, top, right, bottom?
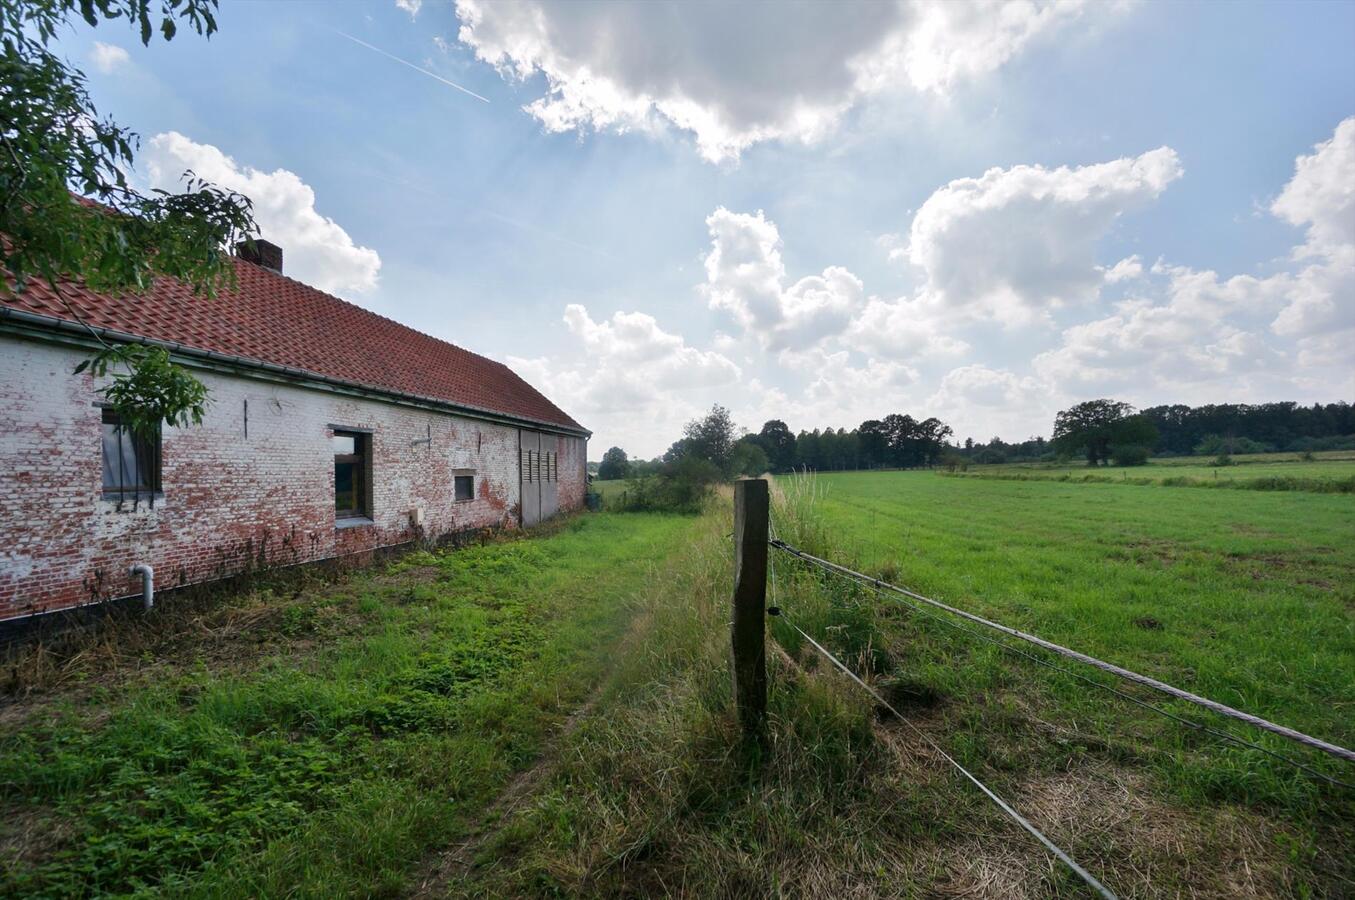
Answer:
0, 336, 587, 621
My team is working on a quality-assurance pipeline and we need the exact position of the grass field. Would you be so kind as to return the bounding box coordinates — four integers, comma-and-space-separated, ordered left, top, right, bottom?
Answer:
802, 470, 1354, 746
455, 473, 1353, 897
958, 450, 1355, 492
3, 471, 1352, 897
0, 513, 694, 896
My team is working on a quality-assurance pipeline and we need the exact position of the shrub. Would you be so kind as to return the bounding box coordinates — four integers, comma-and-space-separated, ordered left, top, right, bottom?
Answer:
1111, 444, 1150, 467
1213, 453, 1234, 467
616, 456, 722, 513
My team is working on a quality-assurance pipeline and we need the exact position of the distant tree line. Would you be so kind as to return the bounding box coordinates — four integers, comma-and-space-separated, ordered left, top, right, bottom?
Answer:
748, 414, 956, 472
1140, 402, 1355, 456
590, 399, 1354, 491
596, 407, 959, 485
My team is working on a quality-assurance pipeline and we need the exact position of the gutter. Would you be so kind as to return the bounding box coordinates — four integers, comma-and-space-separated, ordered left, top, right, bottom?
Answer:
0, 306, 592, 439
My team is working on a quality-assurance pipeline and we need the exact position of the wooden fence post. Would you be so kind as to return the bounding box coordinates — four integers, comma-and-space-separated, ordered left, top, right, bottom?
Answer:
732, 478, 768, 739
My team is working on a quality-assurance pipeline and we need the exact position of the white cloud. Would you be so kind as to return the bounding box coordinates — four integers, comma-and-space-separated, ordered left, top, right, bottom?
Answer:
794, 348, 918, 406
854, 0, 1093, 94
1032, 294, 1283, 396
144, 132, 381, 295
454, 0, 1110, 162
90, 42, 130, 74
703, 208, 866, 351
395, 0, 422, 19
1102, 255, 1143, 284
929, 364, 1053, 440
1267, 116, 1355, 340
958, 119, 1355, 415
509, 120, 1353, 455
509, 304, 741, 455
844, 296, 970, 359
1271, 116, 1355, 263
905, 147, 1183, 323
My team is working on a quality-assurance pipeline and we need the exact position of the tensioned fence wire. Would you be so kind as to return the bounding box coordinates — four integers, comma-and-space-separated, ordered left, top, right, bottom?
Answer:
763, 519, 1117, 898
765, 515, 1349, 788
768, 536, 1355, 768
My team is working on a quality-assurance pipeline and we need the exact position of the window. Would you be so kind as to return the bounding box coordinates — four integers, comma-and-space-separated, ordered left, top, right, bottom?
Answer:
454, 471, 474, 502
101, 409, 160, 498
333, 430, 371, 519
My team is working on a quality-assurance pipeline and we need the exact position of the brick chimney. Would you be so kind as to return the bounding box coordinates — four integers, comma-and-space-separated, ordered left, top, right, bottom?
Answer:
235, 238, 283, 274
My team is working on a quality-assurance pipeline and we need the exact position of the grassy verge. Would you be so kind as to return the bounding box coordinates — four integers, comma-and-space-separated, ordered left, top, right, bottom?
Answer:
450, 479, 1354, 897
0, 512, 693, 896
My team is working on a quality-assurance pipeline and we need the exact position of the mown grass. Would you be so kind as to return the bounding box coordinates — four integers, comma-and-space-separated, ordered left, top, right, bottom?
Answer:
0, 513, 692, 897
449, 476, 1353, 897
960, 451, 1355, 493
803, 470, 1354, 759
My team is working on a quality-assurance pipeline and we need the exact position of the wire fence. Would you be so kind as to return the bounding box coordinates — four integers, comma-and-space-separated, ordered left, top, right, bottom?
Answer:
768, 537, 1355, 765
759, 509, 1352, 897
765, 514, 1117, 897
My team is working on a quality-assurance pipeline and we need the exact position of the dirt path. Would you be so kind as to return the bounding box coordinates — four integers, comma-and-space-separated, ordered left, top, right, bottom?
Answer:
408, 684, 605, 898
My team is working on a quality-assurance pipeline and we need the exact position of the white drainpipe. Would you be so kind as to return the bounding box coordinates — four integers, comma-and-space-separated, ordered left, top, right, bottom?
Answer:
129, 564, 154, 611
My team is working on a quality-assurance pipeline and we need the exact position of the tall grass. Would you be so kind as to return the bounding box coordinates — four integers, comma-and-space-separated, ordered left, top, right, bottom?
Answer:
0, 514, 694, 896
452, 475, 1351, 897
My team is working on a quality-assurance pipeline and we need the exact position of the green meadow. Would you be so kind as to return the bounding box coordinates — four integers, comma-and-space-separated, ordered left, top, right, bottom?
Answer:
2, 470, 1351, 896
958, 450, 1355, 492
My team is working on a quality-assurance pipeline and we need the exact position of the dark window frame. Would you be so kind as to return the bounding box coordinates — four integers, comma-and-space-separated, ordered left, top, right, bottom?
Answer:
101, 408, 162, 500
454, 471, 475, 502
333, 429, 372, 520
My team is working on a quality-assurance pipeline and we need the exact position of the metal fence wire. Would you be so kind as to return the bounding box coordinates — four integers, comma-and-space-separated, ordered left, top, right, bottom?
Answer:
761, 520, 1353, 897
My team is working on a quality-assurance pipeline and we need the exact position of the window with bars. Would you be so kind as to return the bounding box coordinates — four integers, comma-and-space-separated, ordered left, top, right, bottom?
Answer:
101, 409, 160, 498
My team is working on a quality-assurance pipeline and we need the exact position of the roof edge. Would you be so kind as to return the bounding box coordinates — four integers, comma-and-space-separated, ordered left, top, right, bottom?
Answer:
0, 307, 592, 438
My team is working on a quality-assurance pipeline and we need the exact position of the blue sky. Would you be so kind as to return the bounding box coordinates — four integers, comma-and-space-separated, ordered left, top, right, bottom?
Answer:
70, 1, 1355, 456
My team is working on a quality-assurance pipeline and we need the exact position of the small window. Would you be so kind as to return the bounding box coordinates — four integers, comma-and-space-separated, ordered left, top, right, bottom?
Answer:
334, 430, 371, 518
454, 472, 474, 502
102, 409, 160, 497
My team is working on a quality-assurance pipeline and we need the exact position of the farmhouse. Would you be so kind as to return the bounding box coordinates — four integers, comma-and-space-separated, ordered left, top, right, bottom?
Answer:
0, 240, 589, 622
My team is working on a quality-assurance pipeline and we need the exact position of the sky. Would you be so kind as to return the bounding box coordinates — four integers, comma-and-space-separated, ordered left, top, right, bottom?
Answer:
65, 0, 1355, 457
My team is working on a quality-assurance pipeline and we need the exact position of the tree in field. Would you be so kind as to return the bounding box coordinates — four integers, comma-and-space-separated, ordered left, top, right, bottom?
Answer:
676, 404, 737, 475
730, 435, 769, 477
597, 446, 630, 480
1, 0, 256, 437
858, 419, 888, 468
1052, 400, 1158, 466
756, 419, 796, 472
915, 417, 954, 466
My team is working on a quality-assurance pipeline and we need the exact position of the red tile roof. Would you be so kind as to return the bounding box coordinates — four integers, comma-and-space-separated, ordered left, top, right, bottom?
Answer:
0, 256, 587, 434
